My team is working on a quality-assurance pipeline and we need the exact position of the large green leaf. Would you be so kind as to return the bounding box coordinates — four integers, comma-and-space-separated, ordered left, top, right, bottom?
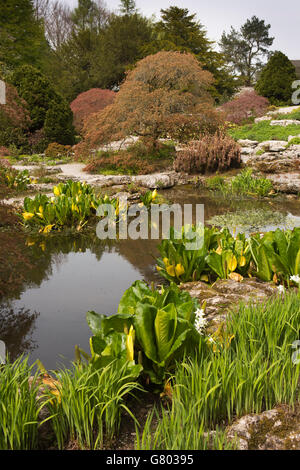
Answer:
133, 303, 158, 363
86, 311, 105, 335
154, 304, 177, 363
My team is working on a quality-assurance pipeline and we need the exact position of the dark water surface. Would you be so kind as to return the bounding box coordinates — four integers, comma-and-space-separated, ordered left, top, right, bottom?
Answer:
1, 187, 300, 368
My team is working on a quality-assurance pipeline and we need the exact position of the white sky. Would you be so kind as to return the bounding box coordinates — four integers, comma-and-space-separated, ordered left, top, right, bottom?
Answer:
63, 0, 300, 59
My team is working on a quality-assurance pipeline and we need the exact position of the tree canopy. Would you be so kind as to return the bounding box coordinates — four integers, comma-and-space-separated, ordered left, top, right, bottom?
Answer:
76, 51, 221, 156
220, 16, 274, 85
255, 51, 298, 105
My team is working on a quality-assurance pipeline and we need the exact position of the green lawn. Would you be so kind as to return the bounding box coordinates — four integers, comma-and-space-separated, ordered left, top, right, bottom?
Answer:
228, 121, 300, 142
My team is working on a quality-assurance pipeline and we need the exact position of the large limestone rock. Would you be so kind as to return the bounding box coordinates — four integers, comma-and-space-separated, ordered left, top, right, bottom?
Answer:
132, 173, 175, 189
256, 140, 287, 152
270, 119, 300, 127
180, 278, 276, 330
226, 405, 300, 450
268, 173, 300, 194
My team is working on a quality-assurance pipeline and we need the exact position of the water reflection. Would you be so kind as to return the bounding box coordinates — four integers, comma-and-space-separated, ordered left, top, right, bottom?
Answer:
0, 303, 39, 360
1, 187, 299, 368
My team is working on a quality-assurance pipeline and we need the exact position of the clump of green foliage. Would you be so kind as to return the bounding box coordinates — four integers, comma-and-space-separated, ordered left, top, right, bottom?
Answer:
79, 281, 200, 386
0, 357, 41, 450
286, 137, 300, 148
206, 168, 273, 197
156, 225, 300, 284
138, 290, 300, 449
44, 361, 142, 450
21, 180, 118, 232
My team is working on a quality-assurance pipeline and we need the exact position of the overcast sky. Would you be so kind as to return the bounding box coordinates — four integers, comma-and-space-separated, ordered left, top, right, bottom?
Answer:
63, 0, 300, 59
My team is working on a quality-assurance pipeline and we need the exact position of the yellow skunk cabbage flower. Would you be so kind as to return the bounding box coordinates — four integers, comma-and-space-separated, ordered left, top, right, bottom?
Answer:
53, 186, 61, 196
22, 212, 34, 221
166, 265, 176, 277
227, 254, 237, 272
126, 325, 135, 361
163, 258, 170, 266
42, 225, 54, 234
239, 255, 246, 267
175, 263, 185, 277
152, 189, 158, 201
156, 265, 162, 272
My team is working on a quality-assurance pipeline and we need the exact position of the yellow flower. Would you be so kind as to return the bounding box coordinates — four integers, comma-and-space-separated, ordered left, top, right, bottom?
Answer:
126, 325, 135, 362
166, 265, 176, 277
39, 242, 46, 251
239, 255, 246, 267
175, 263, 185, 277
152, 189, 158, 201
227, 254, 237, 272
216, 246, 222, 255
42, 224, 54, 234
156, 265, 162, 272
163, 257, 170, 266
53, 186, 61, 196
22, 212, 34, 221
25, 239, 35, 247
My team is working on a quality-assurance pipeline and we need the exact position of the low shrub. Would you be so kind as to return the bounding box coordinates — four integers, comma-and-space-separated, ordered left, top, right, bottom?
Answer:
84, 140, 175, 175
173, 133, 241, 174
221, 90, 269, 125
44, 143, 73, 160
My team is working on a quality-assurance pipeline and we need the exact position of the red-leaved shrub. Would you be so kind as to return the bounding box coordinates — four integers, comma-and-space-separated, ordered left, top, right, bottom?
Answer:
0, 147, 10, 157
70, 88, 116, 133
174, 133, 241, 174
221, 90, 269, 125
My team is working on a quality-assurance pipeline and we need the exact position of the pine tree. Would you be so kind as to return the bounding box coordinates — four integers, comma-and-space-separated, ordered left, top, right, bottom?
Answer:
119, 0, 136, 15
0, 0, 48, 70
220, 16, 274, 85
255, 51, 298, 105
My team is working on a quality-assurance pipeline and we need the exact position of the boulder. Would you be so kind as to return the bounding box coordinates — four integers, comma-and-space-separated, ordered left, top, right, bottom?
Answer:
268, 173, 300, 194
270, 119, 300, 127
237, 139, 259, 148
256, 140, 287, 152
180, 278, 276, 331
254, 116, 272, 123
132, 173, 175, 189
226, 405, 300, 450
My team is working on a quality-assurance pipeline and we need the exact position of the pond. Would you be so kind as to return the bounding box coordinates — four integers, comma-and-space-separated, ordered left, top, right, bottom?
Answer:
1, 186, 300, 369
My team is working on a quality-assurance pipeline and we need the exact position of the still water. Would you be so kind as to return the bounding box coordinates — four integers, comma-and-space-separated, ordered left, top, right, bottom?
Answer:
1, 187, 300, 368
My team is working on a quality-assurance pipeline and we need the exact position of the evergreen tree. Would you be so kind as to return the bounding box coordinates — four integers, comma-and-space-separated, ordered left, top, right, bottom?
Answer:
255, 51, 298, 105
0, 0, 48, 70
220, 16, 274, 85
11, 65, 75, 145
98, 13, 152, 88
119, 0, 137, 15
142, 6, 237, 102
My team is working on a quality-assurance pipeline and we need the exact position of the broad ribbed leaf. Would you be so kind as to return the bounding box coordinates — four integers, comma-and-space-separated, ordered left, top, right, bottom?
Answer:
133, 303, 158, 363
154, 304, 177, 362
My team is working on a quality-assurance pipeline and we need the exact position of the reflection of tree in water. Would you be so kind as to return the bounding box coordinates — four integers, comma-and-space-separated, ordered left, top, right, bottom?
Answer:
1, 231, 111, 302
0, 303, 39, 360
